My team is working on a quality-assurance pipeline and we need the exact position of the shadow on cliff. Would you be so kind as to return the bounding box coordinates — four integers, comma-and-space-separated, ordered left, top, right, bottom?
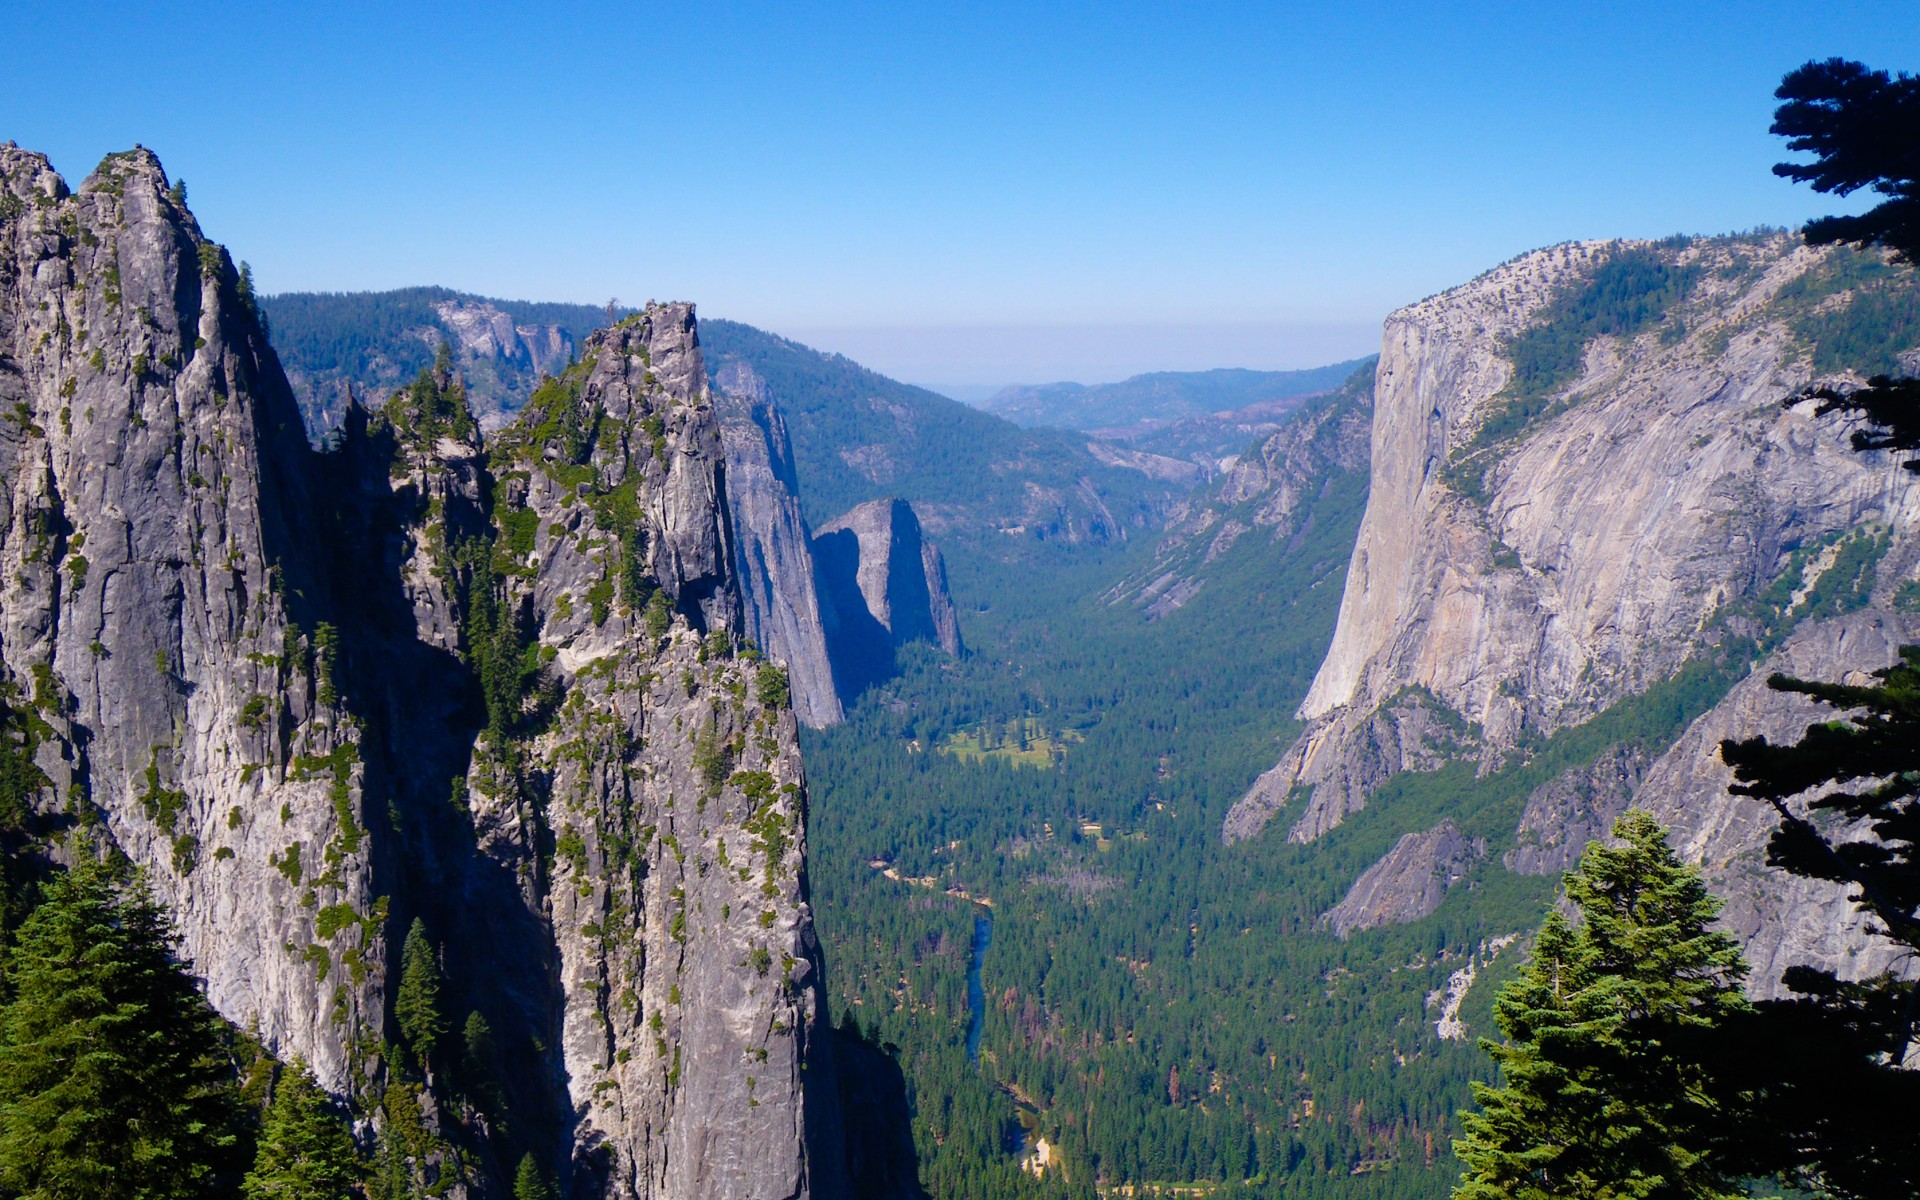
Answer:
313, 401, 574, 1185
812, 1020, 927, 1200
811, 527, 899, 703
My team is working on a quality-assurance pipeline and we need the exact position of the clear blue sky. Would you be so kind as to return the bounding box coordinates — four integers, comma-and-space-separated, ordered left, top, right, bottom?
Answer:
6, 2, 1915, 385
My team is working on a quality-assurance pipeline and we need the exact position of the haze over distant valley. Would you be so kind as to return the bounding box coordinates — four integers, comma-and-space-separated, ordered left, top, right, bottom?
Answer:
8, 6, 1920, 1200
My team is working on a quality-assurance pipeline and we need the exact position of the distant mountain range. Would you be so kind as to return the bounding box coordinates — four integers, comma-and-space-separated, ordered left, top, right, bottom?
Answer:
978, 360, 1369, 434
262, 287, 617, 430
259, 291, 1195, 589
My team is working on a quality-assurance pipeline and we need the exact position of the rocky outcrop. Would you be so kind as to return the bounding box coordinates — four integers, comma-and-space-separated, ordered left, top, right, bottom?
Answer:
1504, 743, 1648, 877
1322, 821, 1483, 937
1224, 687, 1472, 845
813, 498, 962, 697
1636, 610, 1918, 997
1229, 236, 1920, 846
1224, 232, 1920, 993
434, 298, 574, 378
0, 146, 877, 1199
464, 308, 833, 1198
1082, 440, 1206, 488
0, 144, 380, 1091
712, 360, 843, 728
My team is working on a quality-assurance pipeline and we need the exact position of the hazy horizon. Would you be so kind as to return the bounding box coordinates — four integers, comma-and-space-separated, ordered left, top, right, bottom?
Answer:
761, 318, 1383, 392
11, 1, 1917, 386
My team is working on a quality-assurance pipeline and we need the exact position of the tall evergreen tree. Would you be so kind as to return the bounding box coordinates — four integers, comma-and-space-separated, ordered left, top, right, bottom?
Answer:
242, 1060, 361, 1200
1453, 812, 1752, 1200
0, 856, 246, 1199
394, 917, 447, 1071
513, 1152, 554, 1200
0, 693, 50, 942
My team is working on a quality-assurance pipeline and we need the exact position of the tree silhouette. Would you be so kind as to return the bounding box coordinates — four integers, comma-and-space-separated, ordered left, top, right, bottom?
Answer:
1773, 58, 1920, 263
1773, 58, 1920, 470
1697, 59, 1920, 1199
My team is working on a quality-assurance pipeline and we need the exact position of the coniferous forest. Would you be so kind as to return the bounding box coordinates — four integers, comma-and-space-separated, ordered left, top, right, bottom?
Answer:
0, 39, 1918, 1200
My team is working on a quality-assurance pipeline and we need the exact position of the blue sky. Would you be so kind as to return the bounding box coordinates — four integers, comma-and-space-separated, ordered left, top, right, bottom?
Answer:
6, 2, 1916, 386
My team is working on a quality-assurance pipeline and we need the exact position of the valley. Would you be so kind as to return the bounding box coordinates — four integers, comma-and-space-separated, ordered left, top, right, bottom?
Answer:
251, 225, 1920, 1199
1, 134, 1916, 1200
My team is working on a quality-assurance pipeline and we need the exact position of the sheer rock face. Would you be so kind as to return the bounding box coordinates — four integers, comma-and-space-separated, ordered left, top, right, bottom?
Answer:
712, 361, 843, 728
1224, 233, 1920, 991
706, 356, 969, 724
0, 145, 382, 1089
472, 309, 830, 1199
1227, 236, 1920, 844
1322, 821, 1483, 938
0, 148, 848, 1199
812, 498, 962, 697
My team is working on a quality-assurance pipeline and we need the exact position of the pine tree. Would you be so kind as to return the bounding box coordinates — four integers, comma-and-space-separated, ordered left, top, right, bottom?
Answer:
1771, 59, 1920, 468
462, 1009, 506, 1115
1721, 647, 1920, 1036
394, 918, 447, 1070
1453, 811, 1752, 1200
242, 1060, 361, 1200
1717, 646, 1920, 1198
0, 856, 246, 1199
1773, 59, 1920, 264
513, 1152, 553, 1200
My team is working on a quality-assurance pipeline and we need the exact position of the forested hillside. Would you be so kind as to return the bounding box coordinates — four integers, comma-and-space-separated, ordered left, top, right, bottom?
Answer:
982, 361, 1367, 434
262, 287, 614, 429
699, 320, 1189, 585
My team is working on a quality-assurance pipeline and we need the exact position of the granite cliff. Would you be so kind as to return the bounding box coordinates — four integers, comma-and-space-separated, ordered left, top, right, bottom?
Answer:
813, 498, 962, 700
712, 360, 964, 724
1224, 234, 1920, 991
712, 361, 845, 729
0, 145, 887, 1199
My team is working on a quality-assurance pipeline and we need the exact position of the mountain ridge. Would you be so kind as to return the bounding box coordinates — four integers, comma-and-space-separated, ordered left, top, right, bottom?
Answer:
1227, 233, 1920, 990
981, 361, 1368, 434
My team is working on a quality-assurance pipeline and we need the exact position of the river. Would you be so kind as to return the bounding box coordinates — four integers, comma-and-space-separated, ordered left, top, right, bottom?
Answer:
966, 910, 991, 1063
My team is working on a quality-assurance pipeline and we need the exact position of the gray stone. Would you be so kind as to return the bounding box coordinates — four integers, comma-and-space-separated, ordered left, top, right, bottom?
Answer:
1322, 821, 1484, 937
813, 498, 962, 697
712, 360, 843, 728
1223, 232, 1920, 994
1504, 743, 1648, 877
0, 146, 870, 1199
